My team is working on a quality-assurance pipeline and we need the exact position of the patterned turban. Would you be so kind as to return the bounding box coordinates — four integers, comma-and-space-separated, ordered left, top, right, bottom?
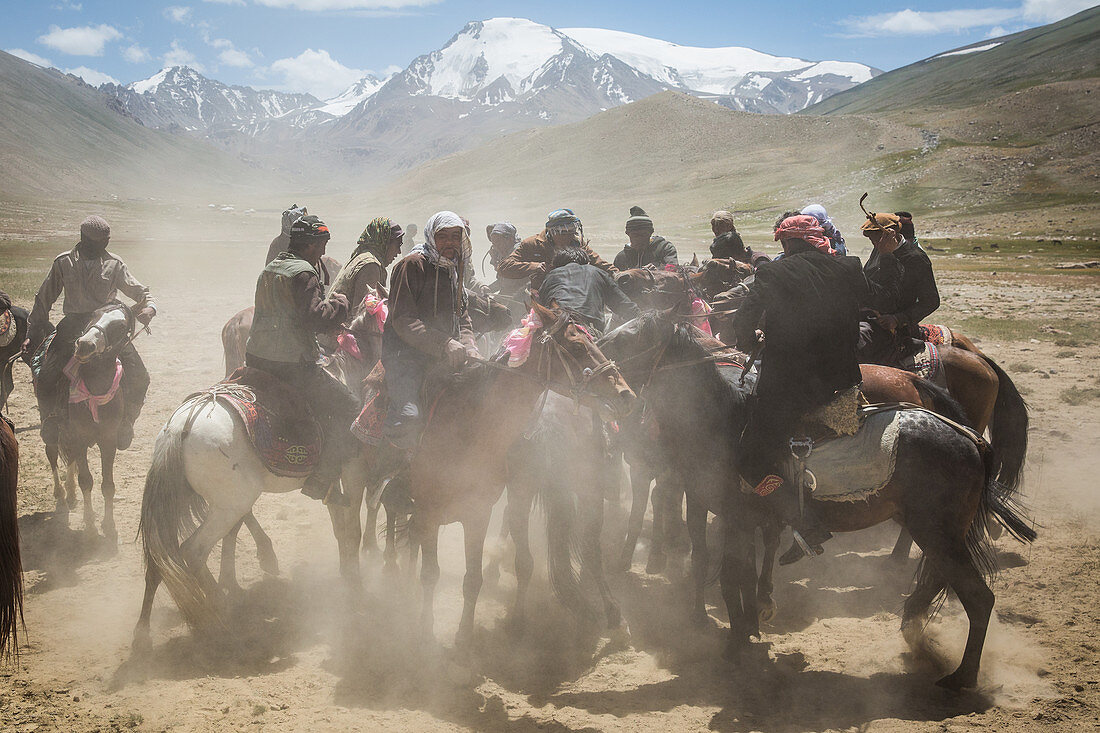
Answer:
774, 214, 833, 255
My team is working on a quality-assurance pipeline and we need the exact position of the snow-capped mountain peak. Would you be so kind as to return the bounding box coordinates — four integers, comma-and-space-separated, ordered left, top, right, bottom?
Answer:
318, 74, 388, 116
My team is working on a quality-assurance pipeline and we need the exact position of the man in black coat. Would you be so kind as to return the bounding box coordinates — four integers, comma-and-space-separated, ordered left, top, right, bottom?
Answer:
732, 214, 902, 563
859, 211, 940, 363
612, 206, 678, 270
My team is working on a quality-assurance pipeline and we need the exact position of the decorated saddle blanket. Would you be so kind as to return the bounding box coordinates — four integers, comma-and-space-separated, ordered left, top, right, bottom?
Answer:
899, 341, 945, 386
919, 324, 954, 346
30, 332, 56, 382
352, 361, 387, 446
0, 309, 14, 348
187, 367, 322, 478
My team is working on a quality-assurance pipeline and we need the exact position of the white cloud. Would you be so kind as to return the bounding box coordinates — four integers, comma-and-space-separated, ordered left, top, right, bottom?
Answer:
164, 6, 193, 23
219, 48, 253, 67
6, 48, 54, 67
254, 0, 439, 9
843, 1, 1096, 37
203, 0, 245, 4
65, 65, 120, 86
123, 44, 151, 63
163, 40, 204, 71
37, 24, 122, 56
269, 48, 367, 98
1021, 0, 1096, 21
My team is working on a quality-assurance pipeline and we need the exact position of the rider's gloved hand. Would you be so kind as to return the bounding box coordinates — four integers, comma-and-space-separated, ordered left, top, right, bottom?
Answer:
444, 339, 468, 370
137, 306, 156, 326
878, 313, 900, 332
328, 293, 349, 310
872, 228, 902, 254
20, 338, 30, 356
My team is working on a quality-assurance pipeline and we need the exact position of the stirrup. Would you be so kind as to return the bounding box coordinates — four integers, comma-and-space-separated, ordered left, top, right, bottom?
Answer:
778, 531, 825, 566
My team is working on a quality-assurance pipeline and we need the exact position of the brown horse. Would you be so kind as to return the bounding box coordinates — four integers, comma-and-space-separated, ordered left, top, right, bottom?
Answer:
0, 413, 23, 660
397, 301, 635, 645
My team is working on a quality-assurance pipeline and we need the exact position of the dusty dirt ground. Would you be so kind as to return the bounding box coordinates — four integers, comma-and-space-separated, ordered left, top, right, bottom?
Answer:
1, 228, 1099, 732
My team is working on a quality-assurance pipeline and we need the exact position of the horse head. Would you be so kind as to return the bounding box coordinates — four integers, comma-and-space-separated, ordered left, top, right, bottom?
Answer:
696, 258, 754, 299
73, 303, 133, 364
616, 267, 693, 311
529, 300, 636, 421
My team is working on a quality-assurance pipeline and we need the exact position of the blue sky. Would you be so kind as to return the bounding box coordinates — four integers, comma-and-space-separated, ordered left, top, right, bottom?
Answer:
2, 0, 1095, 99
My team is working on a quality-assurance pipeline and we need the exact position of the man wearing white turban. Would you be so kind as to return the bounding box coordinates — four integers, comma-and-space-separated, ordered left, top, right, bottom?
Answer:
382, 211, 480, 447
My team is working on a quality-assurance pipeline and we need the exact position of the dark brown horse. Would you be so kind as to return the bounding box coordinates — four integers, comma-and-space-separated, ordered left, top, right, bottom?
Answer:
0, 413, 23, 660
399, 301, 635, 645
47, 303, 137, 540
601, 314, 1035, 690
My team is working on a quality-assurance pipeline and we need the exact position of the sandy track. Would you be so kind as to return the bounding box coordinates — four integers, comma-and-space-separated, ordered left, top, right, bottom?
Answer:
1, 241, 1098, 732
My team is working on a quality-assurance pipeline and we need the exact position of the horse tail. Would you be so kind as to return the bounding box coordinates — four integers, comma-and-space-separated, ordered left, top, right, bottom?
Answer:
981, 354, 1029, 493
0, 418, 24, 661
138, 421, 221, 629
967, 441, 1037, 583
912, 376, 970, 425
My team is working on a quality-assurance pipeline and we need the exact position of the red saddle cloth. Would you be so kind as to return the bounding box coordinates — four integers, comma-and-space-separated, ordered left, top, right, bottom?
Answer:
351, 362, 387, 446
192, 367, 323, 478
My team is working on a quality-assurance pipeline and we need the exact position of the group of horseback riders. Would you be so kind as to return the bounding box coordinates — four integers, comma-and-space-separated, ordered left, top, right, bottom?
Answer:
9, 197, 940, 562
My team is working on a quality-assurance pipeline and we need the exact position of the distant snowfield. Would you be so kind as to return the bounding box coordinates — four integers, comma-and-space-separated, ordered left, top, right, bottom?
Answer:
562, 26, 873, 93
933, 42, 1003, 59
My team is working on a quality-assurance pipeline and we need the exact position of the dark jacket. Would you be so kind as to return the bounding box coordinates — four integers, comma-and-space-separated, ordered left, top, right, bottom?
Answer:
866, 240, 939, 328
731, 242, 901, 403
710, 231, 770, 267
496, 231, 616, 288
613, 235, 678, 270
383, 252, 475, 361
247, 252, 347, 365
537, 263, 640, 331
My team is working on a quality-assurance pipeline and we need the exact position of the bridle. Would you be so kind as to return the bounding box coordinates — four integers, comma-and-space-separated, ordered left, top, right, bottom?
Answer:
77, 303, 137, 362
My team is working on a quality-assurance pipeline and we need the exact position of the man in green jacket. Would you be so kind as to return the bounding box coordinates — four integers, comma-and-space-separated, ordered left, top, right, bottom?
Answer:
612, 206, 678, 270
245, 215, 357, 505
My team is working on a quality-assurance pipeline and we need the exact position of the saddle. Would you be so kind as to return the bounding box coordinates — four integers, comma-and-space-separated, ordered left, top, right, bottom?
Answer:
350, 361, 469, 446
919, 324, 954, 346
188, 367, 323, 478
899, 341, 946, 386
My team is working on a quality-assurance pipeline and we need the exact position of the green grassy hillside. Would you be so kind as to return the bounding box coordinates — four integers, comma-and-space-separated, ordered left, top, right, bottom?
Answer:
804, 5, 1100, 115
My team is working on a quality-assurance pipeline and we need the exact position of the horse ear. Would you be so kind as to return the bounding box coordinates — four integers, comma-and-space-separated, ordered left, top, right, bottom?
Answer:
485, 224, 494, 240
690, 253, 700, 267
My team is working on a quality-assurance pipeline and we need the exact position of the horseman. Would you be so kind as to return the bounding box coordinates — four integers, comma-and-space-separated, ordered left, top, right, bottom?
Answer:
497, 209, 616, 289
26, 215, 155, 450
859, 212, 940, 363
537, 248, 640, 335
382, 211, 480, 448
710, 210, 770, 266
800, 204, 847, 256
612, 207, 678, 270
485, 222, 524, 296
731, 214, 902, 564
245, 214, 357, 505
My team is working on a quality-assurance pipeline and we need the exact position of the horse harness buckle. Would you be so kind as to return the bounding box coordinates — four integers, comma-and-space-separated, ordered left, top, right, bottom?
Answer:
789, 436, 815, 518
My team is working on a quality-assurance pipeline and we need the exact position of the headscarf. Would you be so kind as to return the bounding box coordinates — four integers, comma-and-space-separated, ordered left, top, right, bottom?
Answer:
350, 216, 400, 261
545, 208, 581, 230
413, 210, 465, 267
895, 211, 915, 241
280, 204, 307, 234
801, 204, 845, 254
774, 215, 833, 255
710, 210, 736, 230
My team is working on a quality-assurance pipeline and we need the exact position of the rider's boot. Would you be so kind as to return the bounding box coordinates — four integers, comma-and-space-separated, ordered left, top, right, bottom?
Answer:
751, 472, 832, 566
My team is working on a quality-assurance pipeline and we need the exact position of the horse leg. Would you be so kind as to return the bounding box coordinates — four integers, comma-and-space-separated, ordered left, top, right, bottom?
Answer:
242, 511, 278, 575
415, 519, 439, 637
505, 489, 534, 631
891, 525, 914, 563
99, 442, 117, 543
483, 508, 510, 589
179, 508, 247, 617
132, 562, 161, 654
76, 450, 97, 538
46, 442, 67, 514
329, 501, 360, 586
645, 469, 668, 574
618, 462, 651, 572
383, 504, 399, 576
361, 502, 380, 555
685, 496, 710, 626
721, 512, 763, 661
757, 518, 780, 624
456, 512, 490, 647
219, 517, 246, 593
580, 494, 622, 631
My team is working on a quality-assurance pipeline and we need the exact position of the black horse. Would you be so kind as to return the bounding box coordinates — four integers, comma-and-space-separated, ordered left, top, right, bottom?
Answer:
600, 314, 1035, 690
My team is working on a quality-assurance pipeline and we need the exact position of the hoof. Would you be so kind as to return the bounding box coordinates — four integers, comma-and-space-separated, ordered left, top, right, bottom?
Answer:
258, 553, 280, 576
758, 597, 777, 624
607, 623, 632, 648
645, 551, 667, 575
615, 548, 634, 573
54, 498, 69, 516
935, 669, 976, 692
66, 492, 79, 511
131, 630, 152, 656
454, 626, 476, 651
103, 525, 118, 545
